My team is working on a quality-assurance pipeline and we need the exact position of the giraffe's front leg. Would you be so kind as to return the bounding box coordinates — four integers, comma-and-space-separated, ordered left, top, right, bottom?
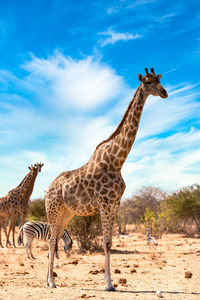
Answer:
100, 206, 116, 292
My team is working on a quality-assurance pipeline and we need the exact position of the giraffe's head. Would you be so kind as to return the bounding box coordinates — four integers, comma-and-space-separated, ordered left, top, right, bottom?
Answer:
34, 162, 44, 173
28, 165, 36, 172
138, 68, 168, 99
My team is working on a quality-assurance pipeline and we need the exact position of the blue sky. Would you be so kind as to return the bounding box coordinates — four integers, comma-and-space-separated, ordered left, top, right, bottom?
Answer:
0, 0, 200, 199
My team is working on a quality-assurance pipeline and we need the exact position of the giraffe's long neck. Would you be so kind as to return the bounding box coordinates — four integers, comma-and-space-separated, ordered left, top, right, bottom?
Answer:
8, 171, 32, 196
19, 171, 38, 202
95, 84, 149, 171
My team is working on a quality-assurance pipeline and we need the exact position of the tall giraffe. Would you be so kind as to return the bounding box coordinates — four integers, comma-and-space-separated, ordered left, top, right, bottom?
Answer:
0, 162, 43, 247
45, 68, 168, 290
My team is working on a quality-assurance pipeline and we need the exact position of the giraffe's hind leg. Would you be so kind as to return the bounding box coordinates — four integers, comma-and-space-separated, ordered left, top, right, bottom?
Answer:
46, 201, 73, 288
100, 201, 121, 292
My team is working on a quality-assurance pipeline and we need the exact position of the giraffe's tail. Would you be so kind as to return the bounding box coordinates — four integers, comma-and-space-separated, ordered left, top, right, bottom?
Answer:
18, 226, 23, 246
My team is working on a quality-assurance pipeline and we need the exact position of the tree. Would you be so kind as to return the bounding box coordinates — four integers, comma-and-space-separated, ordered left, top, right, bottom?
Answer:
162, 184, 200, 235
27, 198, 47, 222
115, 186, 166, 235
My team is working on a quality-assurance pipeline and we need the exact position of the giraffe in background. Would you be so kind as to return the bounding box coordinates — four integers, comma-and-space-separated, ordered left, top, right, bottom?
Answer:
45, 68, 168, 290
0, 163, 43, 247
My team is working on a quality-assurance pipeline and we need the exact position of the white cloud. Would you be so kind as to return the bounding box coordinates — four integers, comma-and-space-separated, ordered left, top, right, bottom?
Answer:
22, 52, 126, 110
98, 28, 142, 47
155, 13, 177, 23
127, 0, 157, 9
122, 128, 200, 197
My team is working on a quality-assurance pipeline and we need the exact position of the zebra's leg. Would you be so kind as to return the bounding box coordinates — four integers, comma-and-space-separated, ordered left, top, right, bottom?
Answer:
26, 237, 36, 259
30, 248, 36, 260
29, 237, 36, 259
25, 241, 30, 259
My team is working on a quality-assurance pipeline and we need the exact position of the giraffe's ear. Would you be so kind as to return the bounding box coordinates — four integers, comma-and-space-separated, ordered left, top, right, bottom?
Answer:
138, 74, 143, 82
157, 74, 162, 80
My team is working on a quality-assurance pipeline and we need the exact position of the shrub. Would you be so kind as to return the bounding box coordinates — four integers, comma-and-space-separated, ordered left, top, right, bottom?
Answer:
67, 214, 102, 252
161, 184, 200, 235
27, 198, 47, 222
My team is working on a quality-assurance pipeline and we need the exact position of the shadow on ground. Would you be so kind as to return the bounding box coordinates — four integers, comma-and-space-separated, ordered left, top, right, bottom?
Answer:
82, 288, 200, 296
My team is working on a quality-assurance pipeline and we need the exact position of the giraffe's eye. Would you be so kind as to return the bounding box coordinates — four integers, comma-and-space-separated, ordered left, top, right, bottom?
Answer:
146, 81, 151, 85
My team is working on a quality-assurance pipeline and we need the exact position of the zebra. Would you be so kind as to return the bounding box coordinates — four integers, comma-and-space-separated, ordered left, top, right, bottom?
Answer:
18, 221, 73, 259
146, 228, 158, 249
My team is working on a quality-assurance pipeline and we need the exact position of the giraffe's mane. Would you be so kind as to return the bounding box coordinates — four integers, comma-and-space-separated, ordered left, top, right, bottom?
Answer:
96, 86, 140, 150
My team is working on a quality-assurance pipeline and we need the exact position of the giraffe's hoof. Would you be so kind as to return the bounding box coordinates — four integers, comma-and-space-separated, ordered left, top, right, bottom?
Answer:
48, 282, 57, 288
105, 286, 116, 292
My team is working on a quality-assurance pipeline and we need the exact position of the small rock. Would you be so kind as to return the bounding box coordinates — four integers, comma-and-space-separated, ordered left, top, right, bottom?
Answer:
60, 283, 67, 287
81, 294, 87, 298
162, 260, 167, 264
99, 268, 105, 273
30, 265, 34, 269
185, 271, 192, 278
114, 269, 121, 274
19, 262, 24, 266
113, 283, 118, 288
53, 271, 58, 277
68, 259, 78, 265
134, 264, 139, 268
118, 278, 127, 284
130, 268, 137, 273
24, 271, 29, 275
156, 291, 163, 298
89, 270, 99, 275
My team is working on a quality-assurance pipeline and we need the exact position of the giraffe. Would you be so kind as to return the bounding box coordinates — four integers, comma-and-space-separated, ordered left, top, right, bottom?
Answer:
45, 68, 168, 290
0, 162, 43, 247
17, 162, 44, 245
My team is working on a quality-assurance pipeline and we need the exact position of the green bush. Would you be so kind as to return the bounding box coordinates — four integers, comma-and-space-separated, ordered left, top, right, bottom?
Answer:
68, 214, 102, 252
161, 184, 200, 235
27, 198, 47, 222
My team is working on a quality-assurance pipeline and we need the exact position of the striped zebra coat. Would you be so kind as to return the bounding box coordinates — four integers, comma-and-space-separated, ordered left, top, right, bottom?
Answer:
18, 221, 72, 259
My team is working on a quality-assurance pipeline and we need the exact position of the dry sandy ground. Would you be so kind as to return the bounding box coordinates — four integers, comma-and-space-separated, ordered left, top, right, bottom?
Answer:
0, 231, 200, 300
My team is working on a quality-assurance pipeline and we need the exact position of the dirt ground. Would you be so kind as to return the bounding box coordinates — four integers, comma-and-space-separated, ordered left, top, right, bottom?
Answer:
0, 230, 200, 300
